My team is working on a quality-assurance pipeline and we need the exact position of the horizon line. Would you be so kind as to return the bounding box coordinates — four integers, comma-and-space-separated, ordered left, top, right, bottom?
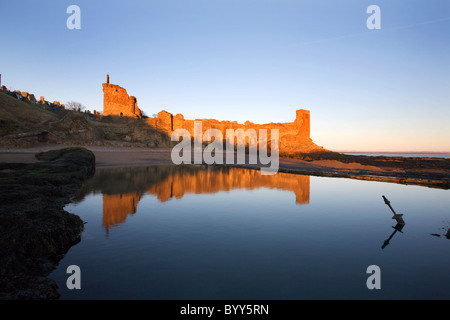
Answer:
336, 150, 450, 154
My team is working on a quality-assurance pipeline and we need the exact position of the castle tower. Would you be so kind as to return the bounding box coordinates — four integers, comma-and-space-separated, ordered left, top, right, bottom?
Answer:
295, 109, 310, 141
102, 75, 142, 118
130, 96, 136, 114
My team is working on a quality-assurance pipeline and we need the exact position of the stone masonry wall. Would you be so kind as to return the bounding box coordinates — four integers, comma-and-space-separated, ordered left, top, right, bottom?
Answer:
146, 109, 322, 152
101, 78, 322, 152
102, 81, 142, 118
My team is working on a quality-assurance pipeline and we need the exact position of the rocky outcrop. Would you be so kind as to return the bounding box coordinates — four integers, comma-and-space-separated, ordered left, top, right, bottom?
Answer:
0, 147, 95, 299
276, 151, 450, 189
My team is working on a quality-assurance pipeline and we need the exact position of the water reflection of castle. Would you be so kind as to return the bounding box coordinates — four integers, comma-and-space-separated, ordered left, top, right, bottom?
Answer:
74, 166, 310, 234
102, 193, 141, 233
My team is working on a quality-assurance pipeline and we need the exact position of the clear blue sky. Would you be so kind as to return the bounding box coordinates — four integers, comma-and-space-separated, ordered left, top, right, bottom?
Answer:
1, 0, 449, 152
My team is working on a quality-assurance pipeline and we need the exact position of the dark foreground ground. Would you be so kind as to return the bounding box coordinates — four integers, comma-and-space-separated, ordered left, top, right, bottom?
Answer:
0, 148, 95, 299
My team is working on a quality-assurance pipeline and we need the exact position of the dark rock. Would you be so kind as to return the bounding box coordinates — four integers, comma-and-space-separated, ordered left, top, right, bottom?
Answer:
0, 147, 95, 299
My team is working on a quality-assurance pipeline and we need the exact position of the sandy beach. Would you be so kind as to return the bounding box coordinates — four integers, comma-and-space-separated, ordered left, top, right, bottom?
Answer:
0, 145, 399, 171
1, 145, 449, 189
0, 146, 174, 168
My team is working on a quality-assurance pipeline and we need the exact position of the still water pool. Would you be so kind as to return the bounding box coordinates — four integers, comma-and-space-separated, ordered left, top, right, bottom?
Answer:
49, 165, 450, 299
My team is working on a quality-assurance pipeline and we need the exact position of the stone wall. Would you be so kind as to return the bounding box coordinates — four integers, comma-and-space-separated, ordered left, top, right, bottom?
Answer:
102, 76, 142, 118
102, 78, 323, 152
146, 109, 322, 152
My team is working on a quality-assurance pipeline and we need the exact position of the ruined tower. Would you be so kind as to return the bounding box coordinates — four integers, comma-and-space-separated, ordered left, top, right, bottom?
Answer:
102, 75, 142, 118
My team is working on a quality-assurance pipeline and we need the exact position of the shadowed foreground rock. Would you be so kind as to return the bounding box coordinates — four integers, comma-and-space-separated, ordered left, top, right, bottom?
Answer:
0, 147, 95, 299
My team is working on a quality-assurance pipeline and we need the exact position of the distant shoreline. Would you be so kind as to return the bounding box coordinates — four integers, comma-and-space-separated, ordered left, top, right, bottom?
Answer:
339, 151, 450, 155
1, 145, 449, 189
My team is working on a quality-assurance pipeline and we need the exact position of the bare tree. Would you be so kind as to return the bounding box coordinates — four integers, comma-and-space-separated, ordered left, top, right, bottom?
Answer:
66, 101, 86, 112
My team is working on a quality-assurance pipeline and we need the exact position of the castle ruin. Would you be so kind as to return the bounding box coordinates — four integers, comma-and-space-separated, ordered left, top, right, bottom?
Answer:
102, 76, 322, 152
102, 74, 142, 118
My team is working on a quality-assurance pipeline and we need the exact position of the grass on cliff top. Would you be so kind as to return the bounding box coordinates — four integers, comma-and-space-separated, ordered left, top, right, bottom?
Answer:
28, 103, 59, 119
0, 92, 59, 136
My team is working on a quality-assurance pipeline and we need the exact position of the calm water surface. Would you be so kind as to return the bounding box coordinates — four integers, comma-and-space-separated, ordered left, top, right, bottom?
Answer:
49, 165, 450, 299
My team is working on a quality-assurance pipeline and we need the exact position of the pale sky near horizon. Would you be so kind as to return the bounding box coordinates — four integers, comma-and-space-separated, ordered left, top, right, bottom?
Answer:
1, 0, 449, 152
